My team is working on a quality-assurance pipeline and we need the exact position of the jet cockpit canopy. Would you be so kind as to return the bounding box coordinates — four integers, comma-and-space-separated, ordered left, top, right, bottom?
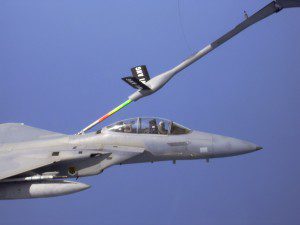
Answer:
101, 117, 191, 135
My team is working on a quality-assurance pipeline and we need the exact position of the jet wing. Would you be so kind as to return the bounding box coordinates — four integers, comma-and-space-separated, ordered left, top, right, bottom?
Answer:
0, 150, 58, 180
99, 146, 145, 170
0, 146, 103, 180
0, 123, 64, 144
0, 123, 67, 180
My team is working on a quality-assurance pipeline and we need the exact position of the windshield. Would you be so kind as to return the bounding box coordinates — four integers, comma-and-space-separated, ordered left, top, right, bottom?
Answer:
101, 117, 190, 135
170, 122, 191, 135
105, 118, 138, 133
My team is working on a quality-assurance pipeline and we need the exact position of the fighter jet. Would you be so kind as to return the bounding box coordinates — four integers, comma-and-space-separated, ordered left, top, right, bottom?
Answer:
0, 118, 262, 199
1, 0, 299, 200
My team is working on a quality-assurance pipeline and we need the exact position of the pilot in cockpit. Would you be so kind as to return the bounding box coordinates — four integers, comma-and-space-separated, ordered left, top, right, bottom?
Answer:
123, 123, 132, 133
158, 121, 168, 134
149, 119, 158, 134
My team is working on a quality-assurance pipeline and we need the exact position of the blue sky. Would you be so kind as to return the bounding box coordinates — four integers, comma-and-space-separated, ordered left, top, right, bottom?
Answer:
0, 0, 300, 224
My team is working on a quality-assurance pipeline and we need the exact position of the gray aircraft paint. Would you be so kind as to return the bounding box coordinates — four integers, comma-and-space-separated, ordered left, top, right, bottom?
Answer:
0, 0, 299, 200
0, 118, 261, 199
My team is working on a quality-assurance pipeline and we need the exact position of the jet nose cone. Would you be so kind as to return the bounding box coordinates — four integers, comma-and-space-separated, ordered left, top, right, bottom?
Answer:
212, 134, 262, 157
